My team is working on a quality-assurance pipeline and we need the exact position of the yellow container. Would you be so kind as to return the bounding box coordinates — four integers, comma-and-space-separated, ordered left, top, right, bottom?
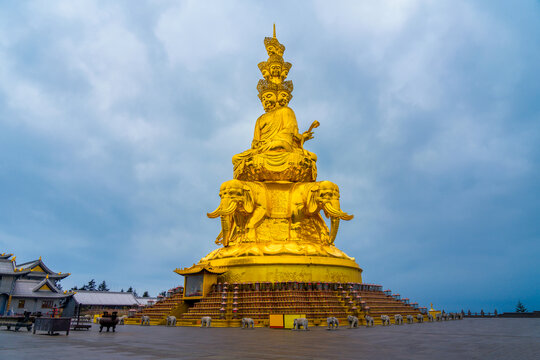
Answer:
269, 314, 284, 328
284, 314, 305, 329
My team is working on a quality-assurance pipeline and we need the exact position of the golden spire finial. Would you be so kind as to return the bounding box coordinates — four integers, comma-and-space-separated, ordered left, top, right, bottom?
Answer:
273, 24, 276, 38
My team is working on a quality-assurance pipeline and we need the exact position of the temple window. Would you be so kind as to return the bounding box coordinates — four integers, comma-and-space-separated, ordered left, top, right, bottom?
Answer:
41, 300, 54, 308
185, 274, 204, 297
18, 300, 25, 308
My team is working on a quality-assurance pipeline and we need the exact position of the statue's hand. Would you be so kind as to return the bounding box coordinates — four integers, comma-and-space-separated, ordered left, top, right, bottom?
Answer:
302, 120, 319, 144
302, 131, 314, 142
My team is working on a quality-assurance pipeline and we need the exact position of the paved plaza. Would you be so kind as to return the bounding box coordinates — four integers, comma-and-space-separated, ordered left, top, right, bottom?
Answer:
0, 318, 538, 359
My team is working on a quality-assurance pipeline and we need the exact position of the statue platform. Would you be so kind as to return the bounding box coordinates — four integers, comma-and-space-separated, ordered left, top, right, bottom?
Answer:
233, 149, 317, 182
196, 255, 362, 284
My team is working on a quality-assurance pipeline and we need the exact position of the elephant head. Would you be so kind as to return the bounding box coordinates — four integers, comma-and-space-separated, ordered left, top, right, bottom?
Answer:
207, 179, 255, 246
306, 181, 353, 244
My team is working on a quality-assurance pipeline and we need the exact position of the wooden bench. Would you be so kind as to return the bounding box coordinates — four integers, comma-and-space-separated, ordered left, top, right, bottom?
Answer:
0, 316, 33, 332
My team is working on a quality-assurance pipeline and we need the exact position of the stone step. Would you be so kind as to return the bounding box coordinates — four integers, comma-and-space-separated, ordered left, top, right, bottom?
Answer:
133, 285, 424, 328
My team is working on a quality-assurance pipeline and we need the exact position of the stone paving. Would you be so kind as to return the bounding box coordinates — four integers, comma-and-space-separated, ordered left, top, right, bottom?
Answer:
0, 318, 539, 359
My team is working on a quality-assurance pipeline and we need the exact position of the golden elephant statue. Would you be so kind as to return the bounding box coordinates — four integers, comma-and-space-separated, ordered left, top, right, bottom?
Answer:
291, 180, 353, 244
207, 179, 266, 246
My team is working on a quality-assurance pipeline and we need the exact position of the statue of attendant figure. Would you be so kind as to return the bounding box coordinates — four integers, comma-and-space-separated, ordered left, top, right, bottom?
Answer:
232, 80, 318, 182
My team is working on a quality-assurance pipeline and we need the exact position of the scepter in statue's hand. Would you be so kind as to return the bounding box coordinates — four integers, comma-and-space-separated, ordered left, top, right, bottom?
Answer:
301, 120, 320, 146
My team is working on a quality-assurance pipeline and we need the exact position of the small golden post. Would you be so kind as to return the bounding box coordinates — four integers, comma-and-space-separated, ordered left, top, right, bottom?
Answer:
6, 295, 12, 313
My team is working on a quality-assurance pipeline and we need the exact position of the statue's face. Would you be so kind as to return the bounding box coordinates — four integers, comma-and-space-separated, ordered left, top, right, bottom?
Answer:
278, 91, 290, 107
318, 183, 339, 202
266, 45, 276, 55
270, 63, 282, 77
220, 182, 244, 200
281, 69, 289, 78
261, 91, 277, 112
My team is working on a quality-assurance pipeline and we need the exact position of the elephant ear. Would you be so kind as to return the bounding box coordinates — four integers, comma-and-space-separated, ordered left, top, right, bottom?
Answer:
242, 185, 254, 213
307, 185, 320, 214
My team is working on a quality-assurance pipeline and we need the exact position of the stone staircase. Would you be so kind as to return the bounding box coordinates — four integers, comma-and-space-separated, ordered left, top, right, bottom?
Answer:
236, 289, 349, 325
126, 290, 185, 325
337, 285, 425, 325
178, 283, 356, 327
177, 291, 229, 326
126, 282, 426, 327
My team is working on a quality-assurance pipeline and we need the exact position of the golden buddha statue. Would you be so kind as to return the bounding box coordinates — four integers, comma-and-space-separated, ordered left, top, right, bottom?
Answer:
232, 31, 317, 183
180, 26, 363, 284
205, 26, 354, 260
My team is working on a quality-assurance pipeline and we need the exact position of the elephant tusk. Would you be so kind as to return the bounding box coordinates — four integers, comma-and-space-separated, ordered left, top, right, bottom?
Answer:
207, 205, 222, 218
221, 215, 231, 247
323, 203, 354, 220
207, 202, 237, 218
329, 217, 340, 245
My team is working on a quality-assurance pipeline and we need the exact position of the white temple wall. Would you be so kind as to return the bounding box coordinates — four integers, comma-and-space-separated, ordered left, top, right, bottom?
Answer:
8, 297, 62, 314
0, 275, 15, 293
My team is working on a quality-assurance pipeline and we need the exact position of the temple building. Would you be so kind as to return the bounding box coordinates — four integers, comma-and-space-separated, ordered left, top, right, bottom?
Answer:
0, 253, 71, 315
62, 291, 158, 317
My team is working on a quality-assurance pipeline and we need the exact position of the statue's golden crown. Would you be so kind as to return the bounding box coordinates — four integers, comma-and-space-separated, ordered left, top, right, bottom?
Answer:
258, 58, 292, 81
258, 55, 291, 70
264, 37, 285, 57
256, 79, 279, 99
257, 25, 294, 101
264, 25, 285, 56
281, 80, 293, 94
256, 79, 294, 100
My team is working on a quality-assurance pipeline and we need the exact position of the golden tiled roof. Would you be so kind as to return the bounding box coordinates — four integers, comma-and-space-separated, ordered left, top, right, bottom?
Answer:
174, 264, 228, 275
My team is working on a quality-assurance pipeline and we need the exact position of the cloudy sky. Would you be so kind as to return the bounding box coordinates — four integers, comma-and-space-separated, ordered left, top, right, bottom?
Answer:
1, 0, 539, 312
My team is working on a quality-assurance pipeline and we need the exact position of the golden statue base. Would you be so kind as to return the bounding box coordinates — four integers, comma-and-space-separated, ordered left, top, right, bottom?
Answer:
199, 255, 362, 284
